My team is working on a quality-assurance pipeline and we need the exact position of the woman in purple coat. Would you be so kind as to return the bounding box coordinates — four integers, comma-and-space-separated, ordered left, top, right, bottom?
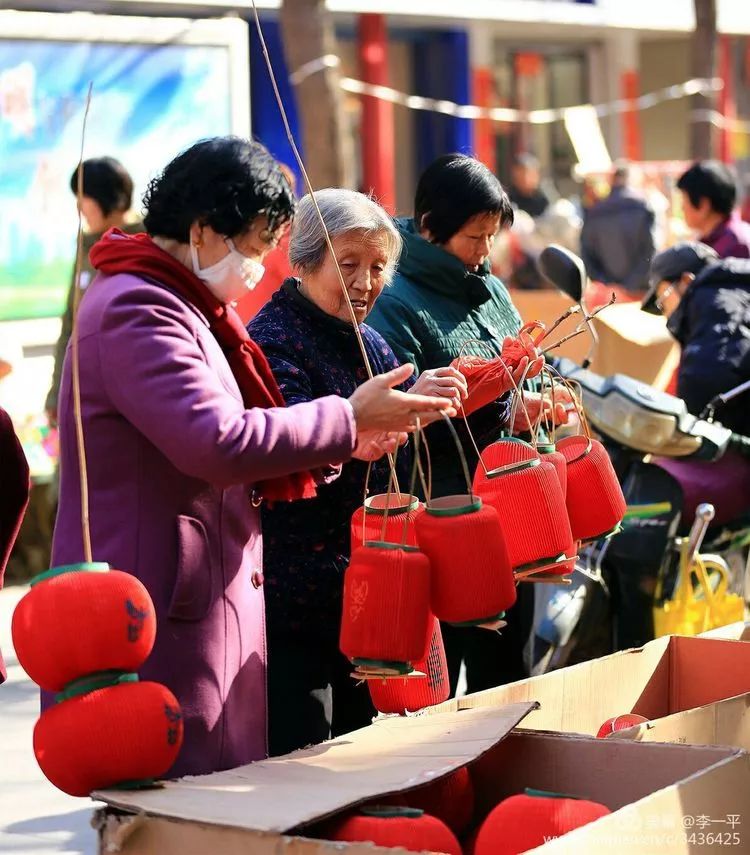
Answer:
51, 138, 453, 777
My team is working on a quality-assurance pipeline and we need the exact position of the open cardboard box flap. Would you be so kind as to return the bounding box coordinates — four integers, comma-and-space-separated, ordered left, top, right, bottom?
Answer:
93, 701, 536, 834
699, 621, 750, 642
430, 636, 750, 735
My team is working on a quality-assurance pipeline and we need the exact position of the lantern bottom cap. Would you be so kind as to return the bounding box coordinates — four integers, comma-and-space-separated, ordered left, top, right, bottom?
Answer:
352, 669, 427, 682
447, 611, 508, 628
351, 658, 413, 676
579, 522, 623, 544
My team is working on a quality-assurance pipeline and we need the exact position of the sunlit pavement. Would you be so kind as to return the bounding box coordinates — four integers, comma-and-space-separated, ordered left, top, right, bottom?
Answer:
0, 585, 100, 855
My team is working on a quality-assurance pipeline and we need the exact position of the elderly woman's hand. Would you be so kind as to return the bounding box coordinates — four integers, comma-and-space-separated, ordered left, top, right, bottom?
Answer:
349, 364, 457, 434
410, 366, 468, 405
352, 430, 408, 462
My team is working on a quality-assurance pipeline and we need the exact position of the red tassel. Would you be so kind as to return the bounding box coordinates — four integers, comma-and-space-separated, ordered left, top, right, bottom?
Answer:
473, 792, 610, 854
368, 616, 449, 714
340, 544, 431, 674
474, 440, 574, 574
34, 678, 183, 797
415, 497, 516, 624
558, 436, 626, 542
351, 493, 424, 552
12, 563, 156, 692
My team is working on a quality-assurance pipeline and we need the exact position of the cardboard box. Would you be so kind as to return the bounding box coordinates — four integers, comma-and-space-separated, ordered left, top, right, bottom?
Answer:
430, 635, 750, 738
92, 703, 750, 855
699, 622, 750, 642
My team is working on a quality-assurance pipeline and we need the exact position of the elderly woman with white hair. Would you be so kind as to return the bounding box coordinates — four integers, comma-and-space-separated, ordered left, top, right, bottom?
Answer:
249, 189, 466, 755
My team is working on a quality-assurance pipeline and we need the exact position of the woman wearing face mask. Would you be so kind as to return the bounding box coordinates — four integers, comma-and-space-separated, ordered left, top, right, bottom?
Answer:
50, 138, 454, 777
249, 190, 468, 755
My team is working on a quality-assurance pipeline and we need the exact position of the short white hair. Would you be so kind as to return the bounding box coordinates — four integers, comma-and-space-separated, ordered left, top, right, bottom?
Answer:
289, 189, 402, 283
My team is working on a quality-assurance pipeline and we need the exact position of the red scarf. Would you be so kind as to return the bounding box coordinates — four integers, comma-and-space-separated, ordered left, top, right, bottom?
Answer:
89, 228, 317, 502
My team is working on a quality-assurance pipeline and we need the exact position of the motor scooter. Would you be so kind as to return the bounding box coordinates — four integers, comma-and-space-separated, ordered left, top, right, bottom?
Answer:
527, 245, 750, 675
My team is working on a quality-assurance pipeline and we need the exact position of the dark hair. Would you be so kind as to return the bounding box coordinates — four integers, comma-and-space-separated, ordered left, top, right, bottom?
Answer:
70, 157, 133, 217
414, 154, 514, 244
677, 160, 737, 217
143, 137, 296, 242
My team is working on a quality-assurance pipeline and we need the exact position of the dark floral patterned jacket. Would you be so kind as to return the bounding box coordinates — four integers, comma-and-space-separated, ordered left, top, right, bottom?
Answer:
248, 279, 412, 640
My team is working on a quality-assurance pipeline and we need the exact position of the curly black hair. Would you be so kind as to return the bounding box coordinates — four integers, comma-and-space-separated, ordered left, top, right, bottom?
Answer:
143, 137, 296, 242
70, 157, 133, 217
414, 153, 514, 244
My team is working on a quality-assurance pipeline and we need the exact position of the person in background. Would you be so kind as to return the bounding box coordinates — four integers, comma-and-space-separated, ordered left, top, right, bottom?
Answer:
249, 189, 467, 755
580, 161, 656, 294
46, 157, 140, 427
49, 137, 454, 777
234, 163, 296, 324
367, 153, 560, 699
642, 241, 750, 434
508, 152, 550, 219
677, 160, 750, 259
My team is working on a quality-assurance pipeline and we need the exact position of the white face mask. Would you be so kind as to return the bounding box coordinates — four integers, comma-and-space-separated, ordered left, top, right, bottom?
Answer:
190, 238, 266, 304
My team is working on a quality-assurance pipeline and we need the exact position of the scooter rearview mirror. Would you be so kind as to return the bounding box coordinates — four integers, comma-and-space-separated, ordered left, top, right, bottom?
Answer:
537, 245, 586, 303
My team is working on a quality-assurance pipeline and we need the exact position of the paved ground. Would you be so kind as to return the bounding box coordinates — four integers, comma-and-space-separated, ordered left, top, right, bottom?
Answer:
0, 585, 100, 855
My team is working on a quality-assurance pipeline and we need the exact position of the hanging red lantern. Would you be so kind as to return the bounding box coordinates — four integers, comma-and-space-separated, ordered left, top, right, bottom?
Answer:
368, 616, 449, 714
416, 496, 516, 624
323, 806, 461, 855
558, 435, 626, 542
340, 543, 431, 676
473, 791, 610, 855
538, 443, 567, 498
596, 714, 649, 738
473, 439, 575, 576
12, 563, 156, 692
351, 493, 424, 552
34, 674, 183, 797
378, 767, 475, 836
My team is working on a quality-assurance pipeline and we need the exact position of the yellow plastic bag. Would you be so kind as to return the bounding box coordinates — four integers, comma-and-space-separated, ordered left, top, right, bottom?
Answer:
653, 554, 744, 638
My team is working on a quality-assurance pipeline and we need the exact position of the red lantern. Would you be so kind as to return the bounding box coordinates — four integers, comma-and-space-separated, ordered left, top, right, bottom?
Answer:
324, 806, 461, 855
12, 563, 156, 692
416, 496, 516, 624
473, 791, 610, 855
340, 544, 431, 675
538, 443, 567, 498
596, 714, 649, 738
34, 675, 183, 797
379, 767, 475, 836
351, 493, 424, 552
558, 435, 626, 542
473, 439, 575, 576
368, 616, 449, 714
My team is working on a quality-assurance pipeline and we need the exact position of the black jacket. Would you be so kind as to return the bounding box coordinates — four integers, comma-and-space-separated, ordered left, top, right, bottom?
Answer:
581, 187, 656, 292
668, 258, 750, 434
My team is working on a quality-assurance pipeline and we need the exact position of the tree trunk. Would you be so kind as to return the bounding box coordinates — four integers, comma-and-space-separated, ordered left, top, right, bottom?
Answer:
690, 0, 717, 160
279, 0, 355, 189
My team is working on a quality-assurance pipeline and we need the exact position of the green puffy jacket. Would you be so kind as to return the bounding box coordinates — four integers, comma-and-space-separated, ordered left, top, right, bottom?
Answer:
368, 218, 523, 496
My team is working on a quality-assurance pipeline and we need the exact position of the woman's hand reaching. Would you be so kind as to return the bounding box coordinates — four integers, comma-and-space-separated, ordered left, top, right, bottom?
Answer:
352, 430, 408, 462
410, 366, 468, 405
348, 363, 457, 436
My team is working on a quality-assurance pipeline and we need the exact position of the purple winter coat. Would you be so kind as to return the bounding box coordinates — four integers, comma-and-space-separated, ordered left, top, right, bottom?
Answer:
50, 272, 356, 777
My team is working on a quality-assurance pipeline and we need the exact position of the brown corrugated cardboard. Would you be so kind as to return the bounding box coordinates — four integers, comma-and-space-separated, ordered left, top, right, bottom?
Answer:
699, 622, 750, 641
429, 635, 750, 737
609, 692, 750, 751
94, 703, 535, 835
94, 729, 750, 855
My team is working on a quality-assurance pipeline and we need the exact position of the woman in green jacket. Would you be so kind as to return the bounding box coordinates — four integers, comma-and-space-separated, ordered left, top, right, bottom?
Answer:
368, 153, 535, 697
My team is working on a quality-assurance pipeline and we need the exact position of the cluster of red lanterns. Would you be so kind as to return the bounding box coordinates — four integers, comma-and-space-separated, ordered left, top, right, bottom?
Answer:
316, 767, 610, 854
12, 562, 183, 796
